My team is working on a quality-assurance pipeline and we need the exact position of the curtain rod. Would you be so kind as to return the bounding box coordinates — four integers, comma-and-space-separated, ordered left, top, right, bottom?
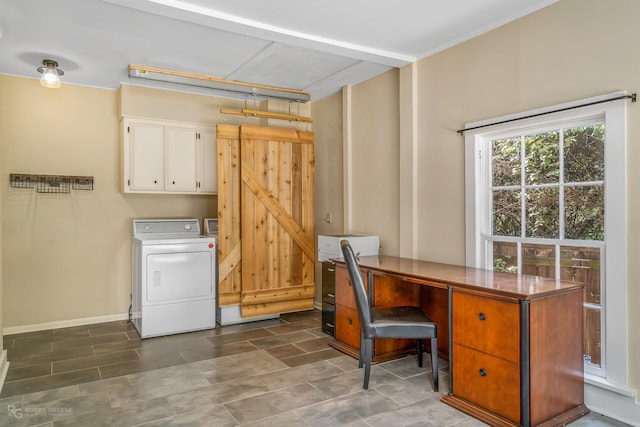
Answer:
457, 93, 636, 135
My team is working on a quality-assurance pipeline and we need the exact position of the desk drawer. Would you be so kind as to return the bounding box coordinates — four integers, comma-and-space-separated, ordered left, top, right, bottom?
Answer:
322, 301, 335, 336
335, 305, 361, 349
453, 343, 520, 423
335, 265, 367, 310
452, 291, 520, 363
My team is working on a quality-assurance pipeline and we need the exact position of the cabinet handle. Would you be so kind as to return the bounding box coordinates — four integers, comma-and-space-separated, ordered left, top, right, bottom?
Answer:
348, 317, 353, 325
327, 268, 335, 272
478, 312, 487, 321
154, 180, 157, 184
172, 181, 176, 185
347, 280, 352, 286
327, 293, 335, 298
325, 322, 335, 328
479, 368, 487, 377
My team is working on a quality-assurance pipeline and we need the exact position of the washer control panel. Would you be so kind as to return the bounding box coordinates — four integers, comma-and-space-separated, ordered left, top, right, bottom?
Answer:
133, 219, 201, 236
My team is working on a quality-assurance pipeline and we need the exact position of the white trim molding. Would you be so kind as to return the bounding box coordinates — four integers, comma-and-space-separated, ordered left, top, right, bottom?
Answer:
585, 381, 640, 426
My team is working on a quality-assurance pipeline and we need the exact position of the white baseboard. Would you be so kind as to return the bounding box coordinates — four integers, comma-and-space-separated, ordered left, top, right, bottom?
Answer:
2, 313, 130, 336
0, 350, 9, 394
585, 382, 640, 426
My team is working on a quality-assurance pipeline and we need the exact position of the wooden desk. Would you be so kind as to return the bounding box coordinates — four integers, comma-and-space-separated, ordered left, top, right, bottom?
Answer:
330, 255, 589, 427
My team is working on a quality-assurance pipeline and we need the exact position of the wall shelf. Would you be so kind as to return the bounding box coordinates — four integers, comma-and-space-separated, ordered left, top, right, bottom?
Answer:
9, 173, 94, 193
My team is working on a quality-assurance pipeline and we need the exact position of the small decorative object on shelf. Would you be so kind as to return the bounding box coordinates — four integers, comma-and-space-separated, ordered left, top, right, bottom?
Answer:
9, 174, 34, 189
9, 173, 94, 193
72, 177, 94, 191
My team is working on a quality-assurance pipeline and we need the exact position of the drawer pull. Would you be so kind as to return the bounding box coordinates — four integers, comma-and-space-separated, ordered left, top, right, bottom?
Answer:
325, 322, 335, 328
327, 268, 335, 272
478, 312, 487, 321
479, 368, 487, 377
327, 293, 335, 298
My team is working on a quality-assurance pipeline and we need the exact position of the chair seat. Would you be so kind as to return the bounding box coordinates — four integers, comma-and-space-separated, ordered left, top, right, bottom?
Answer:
369, 306, 437, 339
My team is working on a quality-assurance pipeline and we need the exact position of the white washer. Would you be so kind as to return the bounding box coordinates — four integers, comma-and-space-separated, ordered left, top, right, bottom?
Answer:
132, 219, 216, 338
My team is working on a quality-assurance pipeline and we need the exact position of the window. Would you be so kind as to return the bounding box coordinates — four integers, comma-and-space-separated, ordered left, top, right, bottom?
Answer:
465, 93, 628, 384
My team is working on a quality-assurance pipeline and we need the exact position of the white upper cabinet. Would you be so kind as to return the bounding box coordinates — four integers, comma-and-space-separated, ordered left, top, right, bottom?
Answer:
121, 117, 217, 194
128, 121, 164, 191
165, 126, 198, 192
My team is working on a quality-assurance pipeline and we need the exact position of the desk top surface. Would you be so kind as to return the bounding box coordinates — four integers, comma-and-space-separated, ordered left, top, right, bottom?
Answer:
336, 254, 584, 299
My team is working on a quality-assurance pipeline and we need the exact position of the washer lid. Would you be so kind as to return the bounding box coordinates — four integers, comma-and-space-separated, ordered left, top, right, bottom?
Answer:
133, 219, 201, 236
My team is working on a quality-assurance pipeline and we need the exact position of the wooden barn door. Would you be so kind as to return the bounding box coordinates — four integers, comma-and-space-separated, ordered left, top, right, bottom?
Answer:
239, 125, 315, 318
216, 125, 242, 308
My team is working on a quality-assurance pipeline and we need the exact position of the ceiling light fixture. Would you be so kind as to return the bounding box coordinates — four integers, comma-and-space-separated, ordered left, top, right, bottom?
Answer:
37, 59, 64, 88
128, 64, 310, 103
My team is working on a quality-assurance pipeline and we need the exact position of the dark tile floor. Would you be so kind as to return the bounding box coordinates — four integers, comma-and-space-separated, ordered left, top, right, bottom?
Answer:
0, 309, 630, 426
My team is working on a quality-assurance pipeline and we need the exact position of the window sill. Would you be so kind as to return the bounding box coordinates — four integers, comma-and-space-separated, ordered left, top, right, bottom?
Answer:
584, 373, 636, 397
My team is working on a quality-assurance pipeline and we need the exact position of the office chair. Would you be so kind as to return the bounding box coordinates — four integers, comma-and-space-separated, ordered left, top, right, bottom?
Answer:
340, 240, 439, 391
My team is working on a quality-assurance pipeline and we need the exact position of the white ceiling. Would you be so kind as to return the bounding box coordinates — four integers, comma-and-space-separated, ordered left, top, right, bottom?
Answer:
0, 0, 557, 101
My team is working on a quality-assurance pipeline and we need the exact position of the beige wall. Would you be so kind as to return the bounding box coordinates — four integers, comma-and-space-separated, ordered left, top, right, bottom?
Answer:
0, 77, 214, 328
334, 0, 640, 414
0, 78, 312, 330
311, 92, 344, 302
349, 70, 400, 255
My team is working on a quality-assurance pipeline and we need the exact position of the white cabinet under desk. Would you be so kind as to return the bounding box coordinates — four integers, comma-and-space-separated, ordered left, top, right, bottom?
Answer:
120, 117, 217, 194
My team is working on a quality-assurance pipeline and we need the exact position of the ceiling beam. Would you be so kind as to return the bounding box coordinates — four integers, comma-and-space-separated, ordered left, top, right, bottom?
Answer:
102, 0, 414, 67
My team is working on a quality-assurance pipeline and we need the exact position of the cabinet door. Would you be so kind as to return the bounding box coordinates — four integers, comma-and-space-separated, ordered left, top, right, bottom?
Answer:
165, 126, 197, 192
198, 127, 217, 193
129, 122, 164, 191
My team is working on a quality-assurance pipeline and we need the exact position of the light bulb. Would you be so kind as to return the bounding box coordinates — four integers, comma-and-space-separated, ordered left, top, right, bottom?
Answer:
40, 67, 61, 88
37, 59, 63, 89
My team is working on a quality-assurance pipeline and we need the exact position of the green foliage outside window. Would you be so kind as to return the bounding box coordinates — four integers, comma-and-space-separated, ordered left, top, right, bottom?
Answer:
491, 124, 604, 241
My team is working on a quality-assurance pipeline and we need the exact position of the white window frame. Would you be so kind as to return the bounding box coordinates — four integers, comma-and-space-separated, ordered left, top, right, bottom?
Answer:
464, 92, 628, 387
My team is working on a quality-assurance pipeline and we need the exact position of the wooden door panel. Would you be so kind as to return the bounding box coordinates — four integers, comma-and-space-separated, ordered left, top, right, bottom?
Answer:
216, 125, 242, 306
240, 125, 315, 317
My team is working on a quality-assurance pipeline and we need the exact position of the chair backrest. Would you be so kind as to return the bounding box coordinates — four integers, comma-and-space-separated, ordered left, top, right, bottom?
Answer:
340, 240, 374, 337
